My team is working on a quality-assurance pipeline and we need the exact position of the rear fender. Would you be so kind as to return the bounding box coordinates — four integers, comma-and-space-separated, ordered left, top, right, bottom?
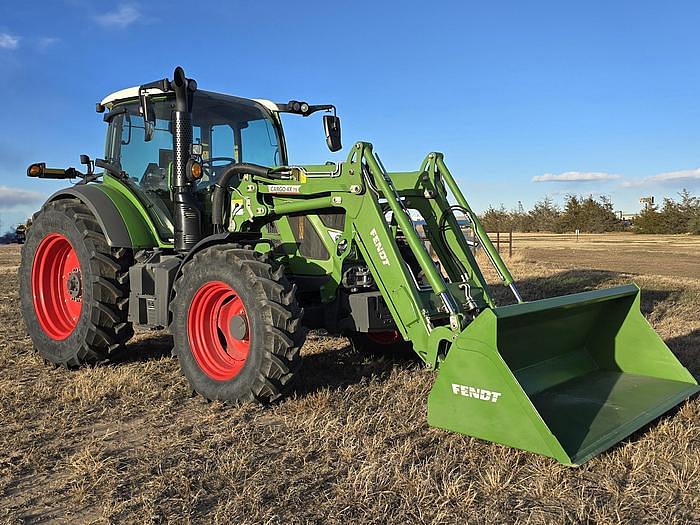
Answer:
47, 184, 161, 248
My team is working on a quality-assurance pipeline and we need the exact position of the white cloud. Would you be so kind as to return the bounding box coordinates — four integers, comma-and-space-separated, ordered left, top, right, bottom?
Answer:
0, 186, 45, 208
532, 171, 620, 183
0, 33, 19, 49
94, 4, 142, 28
620, 168, 700, 188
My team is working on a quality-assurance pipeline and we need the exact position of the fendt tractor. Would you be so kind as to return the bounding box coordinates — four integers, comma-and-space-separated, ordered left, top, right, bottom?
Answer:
20, 67, 698, 465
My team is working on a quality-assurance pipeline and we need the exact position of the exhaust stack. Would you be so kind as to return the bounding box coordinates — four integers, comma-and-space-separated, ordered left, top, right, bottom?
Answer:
170, 66, 201, 252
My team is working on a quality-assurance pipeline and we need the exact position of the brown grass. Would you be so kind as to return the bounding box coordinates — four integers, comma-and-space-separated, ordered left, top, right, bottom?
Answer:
0, 237, 699, 524
512, 232, 700, 280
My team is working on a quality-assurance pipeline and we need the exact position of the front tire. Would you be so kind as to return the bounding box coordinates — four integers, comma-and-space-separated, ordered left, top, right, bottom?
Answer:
19, 199, 133, 366
171, 245, 304, 403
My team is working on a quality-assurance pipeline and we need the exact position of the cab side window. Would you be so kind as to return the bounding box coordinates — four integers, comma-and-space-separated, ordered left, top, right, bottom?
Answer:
119, 109, 172, 191
241, 119, 279, 166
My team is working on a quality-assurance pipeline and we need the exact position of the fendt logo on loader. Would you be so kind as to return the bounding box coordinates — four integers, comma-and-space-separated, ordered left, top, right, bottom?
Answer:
451, 383, 503, 403
370, 228, 390, 266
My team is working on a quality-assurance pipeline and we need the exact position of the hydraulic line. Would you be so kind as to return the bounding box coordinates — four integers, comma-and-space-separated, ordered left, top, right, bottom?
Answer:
364, 150, 461, 330
435, 156, 524, 303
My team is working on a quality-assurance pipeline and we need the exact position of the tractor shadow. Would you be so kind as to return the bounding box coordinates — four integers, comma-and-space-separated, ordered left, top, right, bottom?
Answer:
293, 269, 687, 397
292, 334, 420, 397
112, 329, 174, 364
667, 328, 700, 378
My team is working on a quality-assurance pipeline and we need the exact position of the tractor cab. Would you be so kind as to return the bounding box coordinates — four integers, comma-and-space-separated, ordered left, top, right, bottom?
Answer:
99, 88, 286, 240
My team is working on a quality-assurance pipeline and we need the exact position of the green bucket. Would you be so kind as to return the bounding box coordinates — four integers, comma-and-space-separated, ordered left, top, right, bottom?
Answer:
428, 284, 699, 465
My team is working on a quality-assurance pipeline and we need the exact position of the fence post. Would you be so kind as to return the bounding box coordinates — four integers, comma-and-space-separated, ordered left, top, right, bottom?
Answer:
509, 230, 513, 258
496, 231, 501, 254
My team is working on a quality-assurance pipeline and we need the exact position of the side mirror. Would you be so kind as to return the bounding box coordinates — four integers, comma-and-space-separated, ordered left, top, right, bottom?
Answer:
139, 91, 156, 142
80, 154, 94, 175
323, 115, 342, 152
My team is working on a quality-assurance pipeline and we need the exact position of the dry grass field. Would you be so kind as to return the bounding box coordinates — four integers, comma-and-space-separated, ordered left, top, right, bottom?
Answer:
1, 234, 698, 524
513, 232, 699, 280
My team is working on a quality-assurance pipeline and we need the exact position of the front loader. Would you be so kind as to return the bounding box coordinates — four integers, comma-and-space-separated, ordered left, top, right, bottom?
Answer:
20, 67, 698, 465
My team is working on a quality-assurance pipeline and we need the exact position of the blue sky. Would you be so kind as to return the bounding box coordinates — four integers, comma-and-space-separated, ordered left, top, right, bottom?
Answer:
1, 1, 700, 229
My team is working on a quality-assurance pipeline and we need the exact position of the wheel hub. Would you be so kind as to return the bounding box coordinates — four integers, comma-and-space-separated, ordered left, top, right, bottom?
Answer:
66, 269, 82, 301
229, 314, 248, 341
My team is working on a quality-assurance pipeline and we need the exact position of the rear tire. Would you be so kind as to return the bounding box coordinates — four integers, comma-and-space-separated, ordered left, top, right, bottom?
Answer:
19, 199, 133, 366
171, 245, 304, 403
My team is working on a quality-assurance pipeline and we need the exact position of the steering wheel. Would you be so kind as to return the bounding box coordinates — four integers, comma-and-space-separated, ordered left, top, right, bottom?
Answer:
199, 157, 236, 183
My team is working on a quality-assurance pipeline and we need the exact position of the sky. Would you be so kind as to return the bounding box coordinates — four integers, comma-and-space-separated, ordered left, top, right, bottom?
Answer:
1, 0, 700, 229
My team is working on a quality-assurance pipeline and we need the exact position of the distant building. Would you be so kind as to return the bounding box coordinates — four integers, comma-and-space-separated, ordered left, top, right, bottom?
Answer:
617, 210, 638, 222
639, 196, 655, 210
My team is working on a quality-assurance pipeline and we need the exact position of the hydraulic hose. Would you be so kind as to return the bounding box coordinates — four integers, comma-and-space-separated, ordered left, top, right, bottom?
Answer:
435, 156, 523, 303
438, 204, 473, 278
211, 163, 271, 229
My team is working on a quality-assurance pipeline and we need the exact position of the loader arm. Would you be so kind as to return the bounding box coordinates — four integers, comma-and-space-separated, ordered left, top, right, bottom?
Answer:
231, 141, 516, 366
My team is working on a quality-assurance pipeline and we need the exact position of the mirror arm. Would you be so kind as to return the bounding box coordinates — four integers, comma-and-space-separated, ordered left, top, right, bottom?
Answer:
275, 102, 336, 117
306, 104, 335, 116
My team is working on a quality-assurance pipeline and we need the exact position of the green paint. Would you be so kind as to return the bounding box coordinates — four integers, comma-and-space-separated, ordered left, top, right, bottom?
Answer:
224, 143, 698, 464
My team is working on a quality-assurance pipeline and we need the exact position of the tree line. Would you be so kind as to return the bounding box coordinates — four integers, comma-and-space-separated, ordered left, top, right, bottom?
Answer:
478, 189, 700, 234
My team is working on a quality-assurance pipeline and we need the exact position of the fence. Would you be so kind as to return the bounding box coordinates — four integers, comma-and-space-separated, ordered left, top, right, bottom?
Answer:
490, 230, 514, 258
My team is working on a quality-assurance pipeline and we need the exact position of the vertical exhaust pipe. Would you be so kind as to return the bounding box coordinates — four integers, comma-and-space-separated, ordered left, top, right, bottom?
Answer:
170, 66, 201, 252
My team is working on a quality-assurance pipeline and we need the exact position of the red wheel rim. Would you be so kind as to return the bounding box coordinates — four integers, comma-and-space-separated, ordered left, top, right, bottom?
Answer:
31, 233, 83, 340
187, 281, 250, 381
366, 330, 402, 345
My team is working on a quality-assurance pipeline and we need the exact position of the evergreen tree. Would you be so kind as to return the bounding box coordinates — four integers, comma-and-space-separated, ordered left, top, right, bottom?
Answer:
480, 205, 511, 232
528, 197, 562, 232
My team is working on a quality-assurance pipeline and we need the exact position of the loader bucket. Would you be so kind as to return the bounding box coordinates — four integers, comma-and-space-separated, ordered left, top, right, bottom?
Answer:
428, 284, 699, 465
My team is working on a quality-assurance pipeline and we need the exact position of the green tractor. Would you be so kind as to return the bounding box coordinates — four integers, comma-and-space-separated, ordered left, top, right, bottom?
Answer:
21, 67, 698, 465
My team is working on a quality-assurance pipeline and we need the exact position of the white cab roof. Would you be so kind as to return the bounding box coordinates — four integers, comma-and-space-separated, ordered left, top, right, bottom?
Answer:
100, 86, 280, 113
